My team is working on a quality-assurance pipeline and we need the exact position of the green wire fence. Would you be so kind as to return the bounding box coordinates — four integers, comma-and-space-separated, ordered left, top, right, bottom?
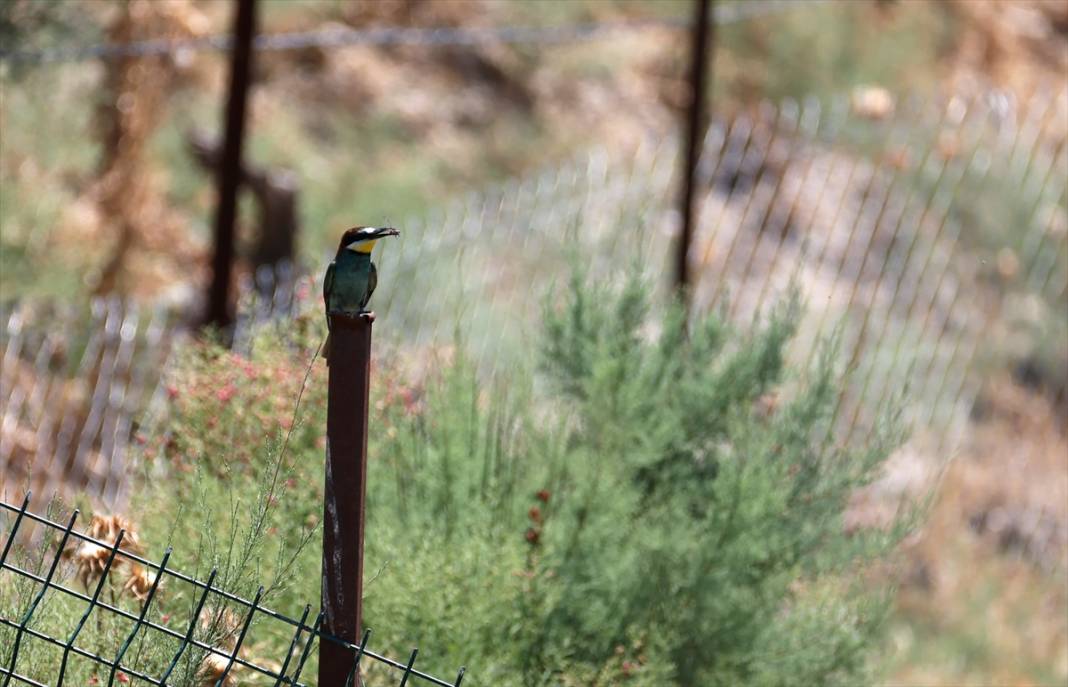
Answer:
1, 494, 465, 687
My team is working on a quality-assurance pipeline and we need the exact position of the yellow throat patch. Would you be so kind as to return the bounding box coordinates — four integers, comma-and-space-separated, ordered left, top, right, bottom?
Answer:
349, 240, 376, 254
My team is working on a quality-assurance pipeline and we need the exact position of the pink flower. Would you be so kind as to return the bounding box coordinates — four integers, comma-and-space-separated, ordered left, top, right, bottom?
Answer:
216, 384, 237, 404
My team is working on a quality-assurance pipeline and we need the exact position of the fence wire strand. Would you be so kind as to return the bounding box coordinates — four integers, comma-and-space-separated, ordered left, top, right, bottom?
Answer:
0, 0, 826, 66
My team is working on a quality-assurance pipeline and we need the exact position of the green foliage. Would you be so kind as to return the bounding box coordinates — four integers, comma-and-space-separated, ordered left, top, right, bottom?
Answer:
0, 64, 100, 301
530, 272, 905, 685
0, 320, 324, 685
0, 0, 102, 63
0, 481, 313, 684
2, 273, 908, 685
357, 271, 908, 684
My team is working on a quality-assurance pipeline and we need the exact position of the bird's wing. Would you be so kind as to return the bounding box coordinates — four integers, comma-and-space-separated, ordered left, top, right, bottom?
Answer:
323, 261, 335, 317
364, 260, 378, 309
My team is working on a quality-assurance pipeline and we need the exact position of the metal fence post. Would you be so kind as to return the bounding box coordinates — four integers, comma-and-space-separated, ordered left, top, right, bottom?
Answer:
206, 0, 257, 332
676, 0, 714, 306
320, 312, 374, 685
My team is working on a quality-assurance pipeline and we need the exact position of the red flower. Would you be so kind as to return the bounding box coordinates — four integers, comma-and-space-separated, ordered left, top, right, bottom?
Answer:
117, 673, 129, 684
535, 489, 550, 503
166, 386, 179, 400
528, 506, 542, 523
525, 527, 540, 545
216, 383, 237, 404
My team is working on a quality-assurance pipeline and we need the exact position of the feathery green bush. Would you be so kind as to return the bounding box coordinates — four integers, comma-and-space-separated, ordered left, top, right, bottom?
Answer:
2, 272, 909, 685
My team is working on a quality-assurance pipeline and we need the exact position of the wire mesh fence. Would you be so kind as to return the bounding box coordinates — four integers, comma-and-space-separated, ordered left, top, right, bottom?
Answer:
690, 89, 1067, 451
0, 298, 176, 512
2, 88, 1066, 514
371, 86, 1066, 456
0, 494, 466, 687
0, 271, 304, 515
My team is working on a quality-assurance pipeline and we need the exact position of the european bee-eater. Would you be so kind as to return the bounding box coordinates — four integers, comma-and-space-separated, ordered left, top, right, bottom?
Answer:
323, 226, 399, 358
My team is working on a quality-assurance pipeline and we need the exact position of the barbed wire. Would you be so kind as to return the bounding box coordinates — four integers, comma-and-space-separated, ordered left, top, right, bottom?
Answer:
0, 0, 827, 66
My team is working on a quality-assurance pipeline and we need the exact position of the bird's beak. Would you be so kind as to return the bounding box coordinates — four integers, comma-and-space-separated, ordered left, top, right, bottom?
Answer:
343, 227, 400, 250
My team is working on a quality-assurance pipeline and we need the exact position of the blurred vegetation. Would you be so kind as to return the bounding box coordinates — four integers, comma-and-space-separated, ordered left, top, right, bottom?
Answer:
0, 0, 970, 301
0, 0, 103, 57
717, 2, 957, 104
2, 273, 909, 684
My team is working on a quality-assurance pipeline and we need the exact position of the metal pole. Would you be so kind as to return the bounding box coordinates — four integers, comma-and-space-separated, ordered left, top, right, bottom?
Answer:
206, 0, 257, 331
320, 312, 374, 685
676, 0, 713, 305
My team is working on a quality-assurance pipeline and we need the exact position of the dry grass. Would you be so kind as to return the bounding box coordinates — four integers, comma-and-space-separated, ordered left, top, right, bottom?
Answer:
882, 377, 1068, 686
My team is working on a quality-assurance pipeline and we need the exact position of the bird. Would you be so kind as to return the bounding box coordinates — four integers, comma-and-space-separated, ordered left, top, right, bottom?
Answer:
322, 226, 399, 359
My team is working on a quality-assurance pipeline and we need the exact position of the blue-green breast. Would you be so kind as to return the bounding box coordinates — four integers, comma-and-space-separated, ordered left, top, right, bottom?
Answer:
325, 250, 375, 315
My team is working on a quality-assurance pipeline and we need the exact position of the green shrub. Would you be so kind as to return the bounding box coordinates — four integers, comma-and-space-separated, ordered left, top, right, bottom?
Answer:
362, 270, 910, 685
2, 272, 909, 685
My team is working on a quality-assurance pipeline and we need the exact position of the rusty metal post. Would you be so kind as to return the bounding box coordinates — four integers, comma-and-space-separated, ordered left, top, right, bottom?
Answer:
676, 0, 713, 305
320, 312, 373, 685
206, 0, 257, 331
